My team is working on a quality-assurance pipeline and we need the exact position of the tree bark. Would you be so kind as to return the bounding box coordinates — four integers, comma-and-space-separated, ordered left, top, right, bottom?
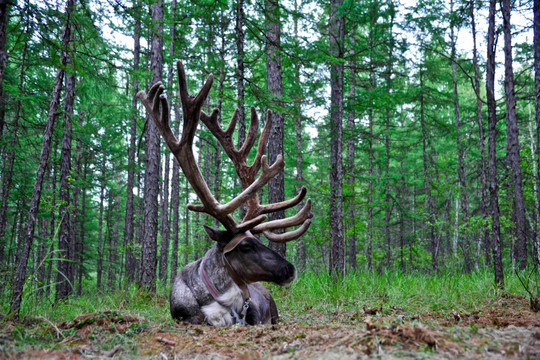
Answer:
140, 0, 164, 290
97, 157, 106, 290
487, 0, 504, 286
346, 33, 357, 270
329, 0, 345, 280
55, 68, 76, 302
170, 103, 181, 282
158, 149, 170, 283
366, 5, 377, 270
384, 6, 395, 267
0, 0, 10, 138
450, 0, 471, 271
161, 0, 177, 284
236, 0, 246, 149
501, 0, 527, 270
294, 0, 306, 271
265, 0, 286, 257
469, 0, 490, 267
419, 69, 437, 270
0, 22, 28, 265
183, 178, 190, 266
45, 138, 59, 299
106, 182, 120, 289
9, 0, 75, 316
535, 0, 540, 267
77, 160, 87, 295
124, 0, 141, 284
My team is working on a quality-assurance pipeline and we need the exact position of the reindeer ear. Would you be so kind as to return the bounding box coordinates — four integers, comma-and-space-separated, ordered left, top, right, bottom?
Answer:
203, 225, 231, 244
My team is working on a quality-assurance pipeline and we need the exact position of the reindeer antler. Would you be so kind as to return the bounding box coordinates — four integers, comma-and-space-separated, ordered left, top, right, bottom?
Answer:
200, 105, 312, 242
138, 60, 312, 241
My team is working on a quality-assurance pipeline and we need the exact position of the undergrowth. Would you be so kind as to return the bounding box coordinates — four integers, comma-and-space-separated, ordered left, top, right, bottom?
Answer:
0, 268, 530, 324
272, 268, 527, 323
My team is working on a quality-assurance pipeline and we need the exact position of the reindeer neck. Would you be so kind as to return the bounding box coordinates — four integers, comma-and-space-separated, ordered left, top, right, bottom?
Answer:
200, 245, 237, 297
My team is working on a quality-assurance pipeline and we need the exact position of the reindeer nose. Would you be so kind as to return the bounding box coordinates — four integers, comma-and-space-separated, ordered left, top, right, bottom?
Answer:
279, 263, 297, 286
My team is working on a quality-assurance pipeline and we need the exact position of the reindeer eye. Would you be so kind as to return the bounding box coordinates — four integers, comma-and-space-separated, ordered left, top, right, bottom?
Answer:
238, 242, 252, 253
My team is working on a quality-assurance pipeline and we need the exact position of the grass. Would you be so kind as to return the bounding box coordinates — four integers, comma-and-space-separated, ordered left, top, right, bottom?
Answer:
0, 268, 535, 358
273, 268, 528, 323
1, 267, 529, 324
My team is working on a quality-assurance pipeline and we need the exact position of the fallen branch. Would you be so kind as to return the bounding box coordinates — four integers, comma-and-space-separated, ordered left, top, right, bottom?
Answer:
157, 337, 176, 346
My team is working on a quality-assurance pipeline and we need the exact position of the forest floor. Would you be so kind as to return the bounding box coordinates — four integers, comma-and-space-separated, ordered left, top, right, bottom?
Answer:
0, 292, 539, 359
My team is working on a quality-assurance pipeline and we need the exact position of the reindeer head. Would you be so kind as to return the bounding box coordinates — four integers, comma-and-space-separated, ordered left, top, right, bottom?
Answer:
138, 60, 312, 289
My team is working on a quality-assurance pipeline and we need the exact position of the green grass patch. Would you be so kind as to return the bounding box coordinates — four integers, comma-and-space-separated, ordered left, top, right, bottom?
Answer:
271, 268, 527, 323
0, 267, 531, 325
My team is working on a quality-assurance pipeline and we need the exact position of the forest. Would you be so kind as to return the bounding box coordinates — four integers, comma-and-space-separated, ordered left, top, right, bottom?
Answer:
0, 0, 539, 358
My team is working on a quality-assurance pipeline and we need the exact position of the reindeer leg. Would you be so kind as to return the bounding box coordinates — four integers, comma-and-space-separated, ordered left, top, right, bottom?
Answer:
170, 275, 204, 324
247, 283, 279, 325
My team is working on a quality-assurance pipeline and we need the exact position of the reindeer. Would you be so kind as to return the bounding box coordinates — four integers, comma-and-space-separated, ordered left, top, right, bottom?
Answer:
137, 60, 312, 326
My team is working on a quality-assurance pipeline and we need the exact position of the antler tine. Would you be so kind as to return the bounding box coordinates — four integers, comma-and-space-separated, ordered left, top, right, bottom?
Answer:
264, 219, 312, 243
177, 60, 214, 145
185, 155, 285, 218
251, 199, 312, 234
137, 82, 179, 153
140, 61, 240, 233
238, 107, 260, 159
257, 186, 307, 215
141, 60, 312, 241
219, 154, 284, 214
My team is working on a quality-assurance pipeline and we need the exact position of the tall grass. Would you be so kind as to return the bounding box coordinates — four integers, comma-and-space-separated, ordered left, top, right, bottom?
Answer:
1, 280, 174, 324
1, 267, 530, 324
273, 268, 528, 322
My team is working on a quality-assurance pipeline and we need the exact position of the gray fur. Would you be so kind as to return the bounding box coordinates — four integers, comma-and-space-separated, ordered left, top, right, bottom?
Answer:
169, 232, 295, 325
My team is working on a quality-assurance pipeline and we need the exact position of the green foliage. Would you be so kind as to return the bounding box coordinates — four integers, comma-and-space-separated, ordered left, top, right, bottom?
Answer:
0, 0, 537, 316
275, 268, 527, 323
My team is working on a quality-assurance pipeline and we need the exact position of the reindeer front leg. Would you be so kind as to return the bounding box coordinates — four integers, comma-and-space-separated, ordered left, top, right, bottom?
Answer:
170, 266, 205, 324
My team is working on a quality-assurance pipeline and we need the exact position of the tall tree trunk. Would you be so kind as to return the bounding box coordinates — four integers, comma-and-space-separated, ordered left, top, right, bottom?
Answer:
0, 23, 28, 265
419, 69, 437, 270
9, 0, 75, 316
72, 115, 83, 293
107, 182, 120, 289
329, 0, 345, 280
534, 0, 540, 266
0, 0, 10, 138
158, 152, 170, 283
384, 6, 395, 267
124, 0, 141, 284
450, 0, 471, 271
183, 179, 190, 266
97, 157, 106, 290
55, 68, 76, 302
366, 4, 377, 270
170, 104, 181, 282
501, 0, 527, 270
236, 0, 246, 149
487, 0, 504, 286
399, 167, 406, 270
77, 160, 87, 295
162, 0, 177, 284
294, 0, 306, 271
265, 0, 286, 257
45, 138, 59, 299
470, 0, 490, 267
346, 33, 357, 270
215, 13, 225, 224
140, 0, 164, 290
36, 217, 48, 297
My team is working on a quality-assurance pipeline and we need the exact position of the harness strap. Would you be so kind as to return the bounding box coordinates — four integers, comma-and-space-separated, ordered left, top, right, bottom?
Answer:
199, 261, 220, 299
199, 232, 253, 324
